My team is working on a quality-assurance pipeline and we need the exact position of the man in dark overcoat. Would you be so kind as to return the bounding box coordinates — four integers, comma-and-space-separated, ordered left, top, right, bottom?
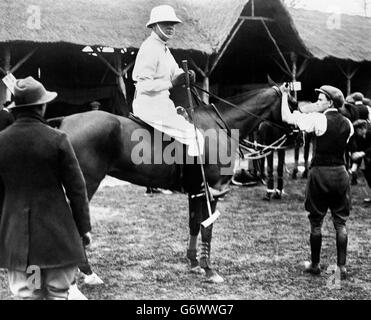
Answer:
0, 76, 91, 299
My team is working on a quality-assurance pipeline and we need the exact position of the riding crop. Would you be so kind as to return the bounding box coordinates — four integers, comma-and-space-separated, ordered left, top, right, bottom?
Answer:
182, 60, 220, 228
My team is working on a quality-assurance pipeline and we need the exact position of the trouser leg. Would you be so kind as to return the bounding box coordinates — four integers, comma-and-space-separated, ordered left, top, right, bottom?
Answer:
8, 269, 43, 300
333, 217, 348, 266
276, 149, 285, 192
266, 152, 274, 191
43, 266, 78, 300
309, 218, 323, 266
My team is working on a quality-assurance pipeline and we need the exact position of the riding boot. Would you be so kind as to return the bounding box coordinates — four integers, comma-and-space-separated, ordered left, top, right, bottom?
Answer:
304, 233, 322, 275
199, 241, 211, 269
310, 233, 322, 267
336, 232, 348, 267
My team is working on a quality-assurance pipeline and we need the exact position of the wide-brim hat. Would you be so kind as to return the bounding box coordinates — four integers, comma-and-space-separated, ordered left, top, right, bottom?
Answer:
10, 76, 57, 108
146, 5, 182, 28
315, 85, 344, 109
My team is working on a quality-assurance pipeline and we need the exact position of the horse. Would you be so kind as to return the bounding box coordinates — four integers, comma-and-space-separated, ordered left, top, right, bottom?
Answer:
57, 85, 295, 283
257, 120, 299, 200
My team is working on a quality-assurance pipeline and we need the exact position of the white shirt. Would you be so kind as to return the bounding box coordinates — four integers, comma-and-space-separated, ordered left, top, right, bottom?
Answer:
288, 108, 354, 141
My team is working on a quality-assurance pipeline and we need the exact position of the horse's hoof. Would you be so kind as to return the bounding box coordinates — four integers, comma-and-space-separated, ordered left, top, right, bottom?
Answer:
205, 269, 224, 283
262, 193, 271, 201
190, 265, 206, 275
302, 170, 308, 179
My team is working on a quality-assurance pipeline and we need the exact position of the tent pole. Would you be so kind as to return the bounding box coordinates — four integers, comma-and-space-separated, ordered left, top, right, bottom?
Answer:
190, 56, 210, 104
10, 47, 37, 74
1, 44, 11, 108
336, 61, 359, 96
209, 19, 244, 75
261, 19, 291, 75
114, 49, 127, 101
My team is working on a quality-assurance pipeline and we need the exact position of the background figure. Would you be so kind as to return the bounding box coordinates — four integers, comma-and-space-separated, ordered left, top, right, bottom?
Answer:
348, 119, 371, 203
90, 101, 101, 111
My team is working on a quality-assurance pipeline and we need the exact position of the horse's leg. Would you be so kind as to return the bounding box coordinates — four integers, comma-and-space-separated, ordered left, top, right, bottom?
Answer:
302, 133, 311, 179
263, 151, 274, 201
259, 156, 266, 180
187, 194, 202, 273
199, 199, 223, 283
188, 194, 223, 282
76, 153, 108, 282
292, 139, 300, 179
273, 149, 285, 199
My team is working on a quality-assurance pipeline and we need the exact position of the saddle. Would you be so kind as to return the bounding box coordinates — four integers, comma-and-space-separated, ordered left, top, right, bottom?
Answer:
128, 113, 229, 199
128, 113, 153, 130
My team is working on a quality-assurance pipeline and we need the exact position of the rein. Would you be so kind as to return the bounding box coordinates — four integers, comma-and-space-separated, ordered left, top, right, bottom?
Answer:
189, 84, 292, 159
192, 83, 290, 132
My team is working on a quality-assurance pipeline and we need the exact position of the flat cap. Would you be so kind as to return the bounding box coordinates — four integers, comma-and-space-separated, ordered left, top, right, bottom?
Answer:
315, 85, 344, 109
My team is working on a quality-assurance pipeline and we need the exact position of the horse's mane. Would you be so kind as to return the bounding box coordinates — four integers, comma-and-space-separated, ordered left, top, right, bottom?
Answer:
192, 86, 279, 133
223, 87, 272, 105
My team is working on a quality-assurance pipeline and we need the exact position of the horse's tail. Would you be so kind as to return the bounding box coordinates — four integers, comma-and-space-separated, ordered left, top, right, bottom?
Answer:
47, 116, 65, 129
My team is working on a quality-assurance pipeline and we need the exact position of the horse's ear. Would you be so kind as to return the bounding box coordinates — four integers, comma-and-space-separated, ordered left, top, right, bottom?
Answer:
267, 74, 278, 87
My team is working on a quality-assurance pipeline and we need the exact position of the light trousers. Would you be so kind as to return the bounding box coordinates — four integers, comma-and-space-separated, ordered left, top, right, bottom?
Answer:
8, 265, 77, 300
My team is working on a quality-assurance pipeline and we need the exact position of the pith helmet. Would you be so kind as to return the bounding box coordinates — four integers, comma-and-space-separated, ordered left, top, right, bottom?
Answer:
146, 5, 182, 28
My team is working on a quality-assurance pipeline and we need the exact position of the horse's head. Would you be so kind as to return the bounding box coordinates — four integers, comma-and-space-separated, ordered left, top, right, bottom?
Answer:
268, 85, 298, 124
266, 76, 298, 123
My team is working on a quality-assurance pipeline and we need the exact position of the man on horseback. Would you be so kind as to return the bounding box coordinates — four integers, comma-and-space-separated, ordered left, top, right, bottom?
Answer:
132, 5, 224, 198
281, 84, 354, 280
132, 5, 202, 158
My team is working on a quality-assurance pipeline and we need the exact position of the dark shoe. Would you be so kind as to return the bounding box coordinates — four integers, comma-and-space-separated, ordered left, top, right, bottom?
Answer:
272, 190, 282, 200
302, 169, 308, 179
350, 172, 358, 185
304, 261, 321, 275
291, 168, 298, 180
338, 266, 347, 280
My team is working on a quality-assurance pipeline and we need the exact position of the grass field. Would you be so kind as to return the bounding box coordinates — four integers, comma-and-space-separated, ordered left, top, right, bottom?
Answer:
0, 164, 370, 300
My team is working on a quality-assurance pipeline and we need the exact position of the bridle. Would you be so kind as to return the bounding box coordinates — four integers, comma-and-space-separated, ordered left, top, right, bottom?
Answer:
189, 84, 294, 160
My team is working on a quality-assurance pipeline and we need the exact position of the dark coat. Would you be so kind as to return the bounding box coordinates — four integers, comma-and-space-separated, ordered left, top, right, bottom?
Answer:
0, 109, 14, 215
0, 109, 14, 131
0, 112, 91, 272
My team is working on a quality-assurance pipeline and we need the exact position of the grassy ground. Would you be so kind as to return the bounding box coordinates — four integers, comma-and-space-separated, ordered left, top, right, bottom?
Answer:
0, 164, 370, 300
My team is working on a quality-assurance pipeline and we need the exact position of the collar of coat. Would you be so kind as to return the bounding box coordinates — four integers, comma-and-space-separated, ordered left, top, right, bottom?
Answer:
14, 111, 48, 125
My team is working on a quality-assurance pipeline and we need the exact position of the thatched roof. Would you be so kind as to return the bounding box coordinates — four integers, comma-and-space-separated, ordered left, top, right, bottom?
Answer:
0, 0, 248, 54
287, 7, 371, 62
